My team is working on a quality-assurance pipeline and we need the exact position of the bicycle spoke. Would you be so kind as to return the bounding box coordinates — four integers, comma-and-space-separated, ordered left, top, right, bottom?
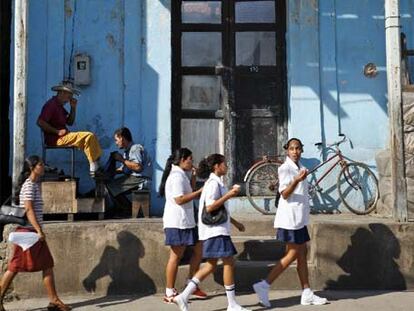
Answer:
337, 163, 379, 215
245, 161, 281, 215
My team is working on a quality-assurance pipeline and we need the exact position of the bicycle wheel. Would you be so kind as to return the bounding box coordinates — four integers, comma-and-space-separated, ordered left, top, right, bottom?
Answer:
336, 162, 379, 215
245, 161, 281, 215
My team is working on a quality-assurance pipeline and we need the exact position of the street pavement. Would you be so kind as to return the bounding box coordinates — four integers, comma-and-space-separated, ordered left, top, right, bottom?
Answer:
4, 290, 414, 311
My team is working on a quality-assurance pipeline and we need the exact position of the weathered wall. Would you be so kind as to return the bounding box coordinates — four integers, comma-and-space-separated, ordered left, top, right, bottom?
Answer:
1, 218, 413, 298
287, 0, 414, 213
8, 0, 414, 214
403, 91, 414, 220
0, 0, 11, 203
8, 0, 171, 214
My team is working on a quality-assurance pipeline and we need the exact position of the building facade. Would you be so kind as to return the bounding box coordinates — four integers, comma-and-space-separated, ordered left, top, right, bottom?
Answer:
6, 0, 414, 214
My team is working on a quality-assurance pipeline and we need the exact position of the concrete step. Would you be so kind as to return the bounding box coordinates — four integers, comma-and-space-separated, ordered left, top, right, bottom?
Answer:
230, 215, 276, 236
180, 236, 285, 263
176, 260, 316, 292
7, 216, 413, 298
232, 236, 286, 261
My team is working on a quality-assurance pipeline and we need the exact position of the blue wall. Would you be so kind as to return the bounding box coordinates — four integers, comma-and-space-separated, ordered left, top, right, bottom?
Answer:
10, 0, 414, 213
10, 0, 171, 214
287, 0, 413, 212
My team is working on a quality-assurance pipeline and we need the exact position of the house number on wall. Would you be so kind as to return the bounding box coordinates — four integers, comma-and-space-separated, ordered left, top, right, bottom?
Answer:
249, 66, 259, 73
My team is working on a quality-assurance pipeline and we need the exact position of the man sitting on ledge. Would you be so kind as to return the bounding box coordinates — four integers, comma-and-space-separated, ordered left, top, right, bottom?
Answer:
103, 127, 152, 210
37, 80, 102, 177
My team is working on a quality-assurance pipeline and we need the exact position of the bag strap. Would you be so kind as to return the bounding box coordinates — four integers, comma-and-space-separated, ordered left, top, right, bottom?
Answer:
1, 195, 12, 207
203, 178, 223, 207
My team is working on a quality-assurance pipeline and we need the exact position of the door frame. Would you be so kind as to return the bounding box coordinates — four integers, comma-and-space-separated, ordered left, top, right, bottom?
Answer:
171, 0, 287, 184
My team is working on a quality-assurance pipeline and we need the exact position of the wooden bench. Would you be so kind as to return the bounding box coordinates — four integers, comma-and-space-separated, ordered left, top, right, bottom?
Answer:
131, 190, 150, 218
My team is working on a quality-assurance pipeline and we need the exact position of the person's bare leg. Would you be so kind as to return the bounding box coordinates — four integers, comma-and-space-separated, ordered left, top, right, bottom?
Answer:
296, 243, 310, 289
166, 246, 186, 289
43, 268, 70, 310
0, 271, 17, 310
194, 258, 217, 282
174, 258, 217, 307
266, 243, 299, 284
222, 256, 235, 286
189, 241, 203, 278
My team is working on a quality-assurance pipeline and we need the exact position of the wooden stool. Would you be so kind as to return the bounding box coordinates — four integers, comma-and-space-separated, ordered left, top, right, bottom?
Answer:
132, 190, 150, 218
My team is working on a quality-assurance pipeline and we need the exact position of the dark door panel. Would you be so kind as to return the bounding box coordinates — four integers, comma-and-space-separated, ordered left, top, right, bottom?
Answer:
173, 0, 287, 185
235, 116, 280, 179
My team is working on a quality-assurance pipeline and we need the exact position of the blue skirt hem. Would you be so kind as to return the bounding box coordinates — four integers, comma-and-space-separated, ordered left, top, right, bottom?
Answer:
276, 226, 310, 245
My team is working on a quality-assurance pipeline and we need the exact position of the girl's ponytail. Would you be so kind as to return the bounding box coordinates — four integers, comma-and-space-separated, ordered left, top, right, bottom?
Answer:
196, 157, 210, 179
158, 155, 175, 197
158, 148, 193, 197
196, 153, 225, 179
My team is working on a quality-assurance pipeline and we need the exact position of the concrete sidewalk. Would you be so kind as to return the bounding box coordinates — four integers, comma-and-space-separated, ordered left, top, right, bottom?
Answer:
4, 290, 414, 311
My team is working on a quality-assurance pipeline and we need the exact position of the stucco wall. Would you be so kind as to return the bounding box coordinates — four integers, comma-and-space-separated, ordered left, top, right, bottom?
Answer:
9, 0, 171, 214
287, 0, 414, 212
9, 0, 414, 213
1, 219, 413, 297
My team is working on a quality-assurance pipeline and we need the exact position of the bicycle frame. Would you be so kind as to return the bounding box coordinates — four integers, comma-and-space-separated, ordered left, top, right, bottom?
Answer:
307, 148, 346, 190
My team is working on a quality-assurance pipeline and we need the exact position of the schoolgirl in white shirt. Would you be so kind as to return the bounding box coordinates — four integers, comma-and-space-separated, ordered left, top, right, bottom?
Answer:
159, 148, 206, 303
173, 154, 250, 311
253, 138, 328, 307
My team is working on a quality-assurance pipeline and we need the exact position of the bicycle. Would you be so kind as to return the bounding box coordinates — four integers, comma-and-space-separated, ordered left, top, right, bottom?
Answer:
243, 155, 282, 215
244, 134, 380, 215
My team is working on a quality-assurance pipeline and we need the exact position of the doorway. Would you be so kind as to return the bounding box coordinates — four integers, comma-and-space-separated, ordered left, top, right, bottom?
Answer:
172, 0, 287, 184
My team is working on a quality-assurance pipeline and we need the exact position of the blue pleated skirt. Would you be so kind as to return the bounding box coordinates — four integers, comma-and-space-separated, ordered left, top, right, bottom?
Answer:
164, 227, 198, 246
202, 235, 237, 259
276, 226, 310, 245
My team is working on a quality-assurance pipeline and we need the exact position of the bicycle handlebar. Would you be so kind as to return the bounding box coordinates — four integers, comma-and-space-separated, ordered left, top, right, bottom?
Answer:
329, 134, 347, 148
314, 134, 347, 149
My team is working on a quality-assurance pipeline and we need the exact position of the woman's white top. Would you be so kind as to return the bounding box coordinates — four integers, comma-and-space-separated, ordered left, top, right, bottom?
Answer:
198, 173, 231, 240
162, 165, 196, 229
274, 156, 310, 230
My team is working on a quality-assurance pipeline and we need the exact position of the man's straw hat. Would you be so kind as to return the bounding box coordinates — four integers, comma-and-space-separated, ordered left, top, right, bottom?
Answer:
51, 80, 80, 95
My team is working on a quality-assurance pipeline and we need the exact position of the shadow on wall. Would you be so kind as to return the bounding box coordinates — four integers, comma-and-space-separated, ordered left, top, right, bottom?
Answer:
82, 231, 156, 296
326, 224, 406, 290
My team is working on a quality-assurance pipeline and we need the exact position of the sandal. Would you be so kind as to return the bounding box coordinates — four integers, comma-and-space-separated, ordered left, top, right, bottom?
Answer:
47, 301, 72, 311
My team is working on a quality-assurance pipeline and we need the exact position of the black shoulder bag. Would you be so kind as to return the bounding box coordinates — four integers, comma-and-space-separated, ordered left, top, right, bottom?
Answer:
0, 196, 27, 226
201, 180, 228, 225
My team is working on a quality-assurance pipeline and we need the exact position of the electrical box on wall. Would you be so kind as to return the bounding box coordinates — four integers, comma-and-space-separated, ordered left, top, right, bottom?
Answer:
74, 54, 91, 85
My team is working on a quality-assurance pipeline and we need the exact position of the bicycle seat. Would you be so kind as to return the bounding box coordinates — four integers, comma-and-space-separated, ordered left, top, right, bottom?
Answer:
314, 142, 323, 147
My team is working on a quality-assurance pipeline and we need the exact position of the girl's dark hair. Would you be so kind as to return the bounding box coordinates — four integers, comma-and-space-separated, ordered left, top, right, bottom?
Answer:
197, 153, 225, 179
13, 155, 42, 205
158, 148, 193, 197
283, 138, 304, 150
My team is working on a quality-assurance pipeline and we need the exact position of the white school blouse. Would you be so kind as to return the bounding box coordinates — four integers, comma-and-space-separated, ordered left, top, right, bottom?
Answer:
162, 165, 196, 229
198, 173, 231, 240
274, 157, 310, 230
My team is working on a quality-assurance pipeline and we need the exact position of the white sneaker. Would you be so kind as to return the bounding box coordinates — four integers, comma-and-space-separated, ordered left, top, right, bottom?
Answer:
173, 294, 189, 311
227, 305, 251, 311
253, 281, 271, 308
301, 291, 328, 305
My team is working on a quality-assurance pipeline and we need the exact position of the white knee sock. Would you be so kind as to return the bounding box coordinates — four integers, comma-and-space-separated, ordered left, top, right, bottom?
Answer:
181, 277, 200, 301
225, 284, 238, 308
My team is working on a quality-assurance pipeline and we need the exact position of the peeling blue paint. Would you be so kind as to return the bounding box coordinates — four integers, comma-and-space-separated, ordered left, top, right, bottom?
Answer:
10, 0, 414, 214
